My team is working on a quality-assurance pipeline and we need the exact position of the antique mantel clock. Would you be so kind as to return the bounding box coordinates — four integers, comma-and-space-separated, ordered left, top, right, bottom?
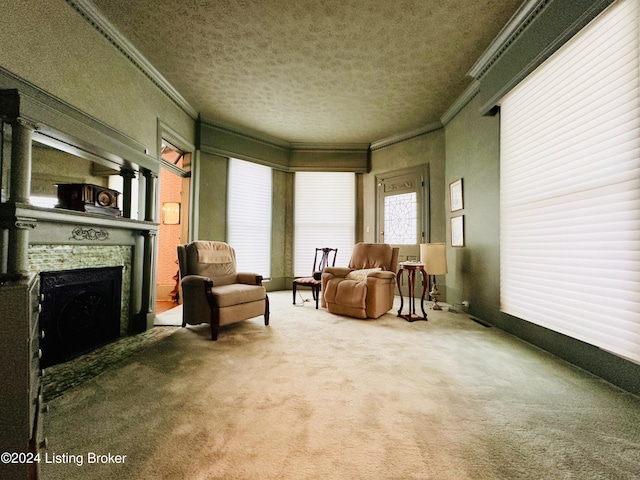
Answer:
56, 183, 122, 216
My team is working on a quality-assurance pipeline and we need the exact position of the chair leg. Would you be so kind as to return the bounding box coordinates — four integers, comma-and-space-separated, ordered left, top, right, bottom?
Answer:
199, 278, 219, 340
292, 283, 296, 305
264, 294, 270, 325
314, 285, 320, 309
210, 309, 220, 341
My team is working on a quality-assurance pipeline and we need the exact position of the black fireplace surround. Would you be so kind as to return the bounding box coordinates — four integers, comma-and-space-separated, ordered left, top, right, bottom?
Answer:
39, 266, 123, 368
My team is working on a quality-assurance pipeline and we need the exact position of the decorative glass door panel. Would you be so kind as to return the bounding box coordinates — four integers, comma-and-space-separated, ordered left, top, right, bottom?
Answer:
383, 192, 417, 245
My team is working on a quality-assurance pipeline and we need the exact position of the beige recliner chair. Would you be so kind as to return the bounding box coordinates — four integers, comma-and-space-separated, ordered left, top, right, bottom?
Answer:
177, 241, 269, 340
321, 243, 399, 319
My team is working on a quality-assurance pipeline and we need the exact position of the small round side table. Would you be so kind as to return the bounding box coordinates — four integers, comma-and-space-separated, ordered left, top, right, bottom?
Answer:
396, 262, 428, 322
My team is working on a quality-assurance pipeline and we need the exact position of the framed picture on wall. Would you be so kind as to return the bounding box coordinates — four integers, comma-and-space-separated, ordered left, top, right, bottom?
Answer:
451, 215, 464, 247
162, 202, 180, 225
449, 178, 463, 212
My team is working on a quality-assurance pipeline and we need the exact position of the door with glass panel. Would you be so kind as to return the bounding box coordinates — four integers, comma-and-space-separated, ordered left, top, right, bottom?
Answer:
376, 165, 428, 264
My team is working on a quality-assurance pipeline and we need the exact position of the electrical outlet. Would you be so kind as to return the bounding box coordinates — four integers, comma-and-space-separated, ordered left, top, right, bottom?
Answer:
462, 300, 470, 307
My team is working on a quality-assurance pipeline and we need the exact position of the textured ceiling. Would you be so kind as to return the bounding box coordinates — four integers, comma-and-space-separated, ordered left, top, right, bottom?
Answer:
91, 0, 523, 144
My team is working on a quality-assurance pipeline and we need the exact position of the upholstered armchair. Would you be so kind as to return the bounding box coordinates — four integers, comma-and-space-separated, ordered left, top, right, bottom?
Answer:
321, 243, 399, 319
177, 241, 269, 340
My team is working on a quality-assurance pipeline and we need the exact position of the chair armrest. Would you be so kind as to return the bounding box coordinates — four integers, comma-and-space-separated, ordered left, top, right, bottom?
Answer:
366, 272, 396, 290
180, 275, 215, 326
181, 274, 214, 288
367, 271, 396, 280
237, 272, 264, 285
322, 267, 351, 278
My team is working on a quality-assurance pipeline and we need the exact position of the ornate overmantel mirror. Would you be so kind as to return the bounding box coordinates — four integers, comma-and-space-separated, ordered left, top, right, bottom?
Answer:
0, 81, 160, 332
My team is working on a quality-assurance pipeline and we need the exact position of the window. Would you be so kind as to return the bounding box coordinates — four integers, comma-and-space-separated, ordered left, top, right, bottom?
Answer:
294, 172, 355, 277
227, 158, 272, 278
500, 0, 640, 363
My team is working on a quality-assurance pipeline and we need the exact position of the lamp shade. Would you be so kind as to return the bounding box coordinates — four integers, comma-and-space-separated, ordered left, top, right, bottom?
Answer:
420, 243, 448, 275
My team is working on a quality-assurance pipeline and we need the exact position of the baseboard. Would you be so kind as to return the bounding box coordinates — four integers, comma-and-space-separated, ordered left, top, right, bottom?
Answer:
490, 311, 640, 397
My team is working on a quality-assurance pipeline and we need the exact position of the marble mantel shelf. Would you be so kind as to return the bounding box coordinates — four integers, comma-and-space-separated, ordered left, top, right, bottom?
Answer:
0, 202, 158, 246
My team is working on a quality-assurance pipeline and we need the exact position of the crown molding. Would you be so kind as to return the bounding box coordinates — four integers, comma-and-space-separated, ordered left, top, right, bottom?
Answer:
440, 80, 481, 126
289, 142, 370, 152
475, 0, 613, 116
201, 119, 371, 154
200, 119, 291, 151
65, 0, 198, 119
467, 0, 549, 80
370, 121, 443, 151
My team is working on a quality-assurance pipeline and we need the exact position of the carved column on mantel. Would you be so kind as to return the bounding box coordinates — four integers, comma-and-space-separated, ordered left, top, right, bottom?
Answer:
133, 229, 157, 332
126, 168, 159, 331
119, 168, 136, 219
142, 168, 158, 223
0, 210, 37, 274
8, 118, 37, 203
4, 118, 38, 274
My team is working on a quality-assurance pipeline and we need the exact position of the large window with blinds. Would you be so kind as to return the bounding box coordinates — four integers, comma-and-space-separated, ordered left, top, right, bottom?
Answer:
227, 158, 272, 278
499, 0, 640, 363
294, 172, 355, 277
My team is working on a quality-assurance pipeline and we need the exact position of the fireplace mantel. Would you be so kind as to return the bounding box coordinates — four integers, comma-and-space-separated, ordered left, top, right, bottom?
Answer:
1, 83, 161, 332
0, 201, 158, 246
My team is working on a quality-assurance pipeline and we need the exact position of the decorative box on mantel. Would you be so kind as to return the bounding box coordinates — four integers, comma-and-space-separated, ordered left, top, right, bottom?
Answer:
56, 183, 121, 217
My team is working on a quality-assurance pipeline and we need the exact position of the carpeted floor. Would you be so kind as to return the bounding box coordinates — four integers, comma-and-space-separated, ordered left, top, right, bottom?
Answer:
41, 291, 640, 479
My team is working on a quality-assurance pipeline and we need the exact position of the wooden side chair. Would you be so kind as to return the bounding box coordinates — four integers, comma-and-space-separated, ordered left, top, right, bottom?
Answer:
292, 247, 337, 308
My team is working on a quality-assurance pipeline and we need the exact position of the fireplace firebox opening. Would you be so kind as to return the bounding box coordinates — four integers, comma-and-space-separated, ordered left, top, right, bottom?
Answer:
39, 266, 123, 368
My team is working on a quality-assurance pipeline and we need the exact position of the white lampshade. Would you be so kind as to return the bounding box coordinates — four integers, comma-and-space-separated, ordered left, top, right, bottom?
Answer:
420, 243, 448, 275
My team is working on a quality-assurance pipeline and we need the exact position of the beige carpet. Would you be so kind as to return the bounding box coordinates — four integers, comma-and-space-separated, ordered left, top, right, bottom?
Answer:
42, 292, 640, 479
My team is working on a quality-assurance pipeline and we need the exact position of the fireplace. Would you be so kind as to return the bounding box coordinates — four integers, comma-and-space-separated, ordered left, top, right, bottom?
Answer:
39, 266, 123, 368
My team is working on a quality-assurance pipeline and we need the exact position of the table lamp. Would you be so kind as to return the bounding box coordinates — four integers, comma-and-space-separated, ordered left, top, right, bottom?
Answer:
420, 242, 448, 310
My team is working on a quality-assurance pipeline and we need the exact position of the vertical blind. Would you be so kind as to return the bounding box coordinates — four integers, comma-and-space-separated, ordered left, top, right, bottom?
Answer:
227, 158, 272, 278
294, 172, 355, 277
500, 0, 640, 363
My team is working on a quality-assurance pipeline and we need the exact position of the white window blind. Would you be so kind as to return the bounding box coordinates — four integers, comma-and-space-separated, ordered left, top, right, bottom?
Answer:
500, 0, 640, 363
227, 158, 272, 278
294, 172, 355, 277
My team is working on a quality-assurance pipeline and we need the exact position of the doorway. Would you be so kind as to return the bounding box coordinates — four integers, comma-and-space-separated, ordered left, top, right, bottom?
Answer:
156, 140, 191, 314
376, 165, 429, 262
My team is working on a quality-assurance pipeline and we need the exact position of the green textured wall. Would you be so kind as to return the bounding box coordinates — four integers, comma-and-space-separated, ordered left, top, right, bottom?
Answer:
196, 152, 228, 241
270, 169, 293, 290
444, 93, 501, 315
